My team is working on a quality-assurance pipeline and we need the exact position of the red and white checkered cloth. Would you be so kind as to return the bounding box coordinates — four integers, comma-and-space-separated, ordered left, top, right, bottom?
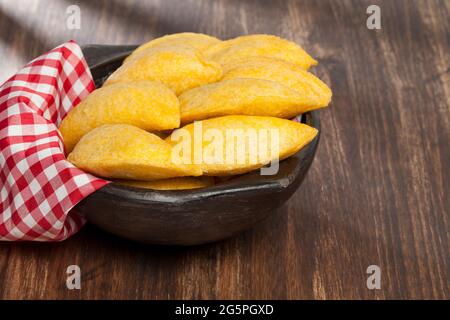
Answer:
0, 41, 109, 241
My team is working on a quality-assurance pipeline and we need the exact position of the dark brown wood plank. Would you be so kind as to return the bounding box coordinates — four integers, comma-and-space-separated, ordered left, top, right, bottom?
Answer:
0, 0, 448, 299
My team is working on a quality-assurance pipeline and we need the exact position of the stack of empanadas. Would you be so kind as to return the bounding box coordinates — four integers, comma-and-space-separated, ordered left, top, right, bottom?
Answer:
59, 33, 332, 190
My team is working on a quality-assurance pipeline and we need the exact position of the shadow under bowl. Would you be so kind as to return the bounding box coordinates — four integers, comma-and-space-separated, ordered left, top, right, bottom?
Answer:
74, 45, 321, 246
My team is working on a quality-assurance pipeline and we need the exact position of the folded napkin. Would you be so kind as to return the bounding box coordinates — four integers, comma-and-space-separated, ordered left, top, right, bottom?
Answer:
0, 41, 109, 241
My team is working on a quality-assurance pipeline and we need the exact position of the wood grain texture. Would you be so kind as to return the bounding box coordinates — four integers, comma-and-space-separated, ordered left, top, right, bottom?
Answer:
0, 0, 448, 299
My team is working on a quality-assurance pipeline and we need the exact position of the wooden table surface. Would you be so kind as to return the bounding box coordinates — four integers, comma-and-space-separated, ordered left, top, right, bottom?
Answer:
0, 0, 448, 300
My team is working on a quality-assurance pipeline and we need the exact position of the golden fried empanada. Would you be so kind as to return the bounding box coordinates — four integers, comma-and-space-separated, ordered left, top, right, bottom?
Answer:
68, 124, 202, 180
179, 78, 320, 124
222, 57, 331, 106
127, 33, 221, 60
104, 45, 222, 95
167, 115, 317, 175
205, 34, 317, 69
117, 176, 215, 190
59, 82, 180, 153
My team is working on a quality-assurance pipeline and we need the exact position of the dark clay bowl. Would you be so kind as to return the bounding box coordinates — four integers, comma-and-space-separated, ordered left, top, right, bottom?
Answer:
74, 45, 320, 246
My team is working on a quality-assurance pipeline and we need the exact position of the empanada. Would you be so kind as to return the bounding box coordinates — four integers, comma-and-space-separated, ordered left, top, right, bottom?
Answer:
222, 57, 331, 106
117, 177, 214, 190
104, 45, 222, 95
126, 32, 221, 62
179, 78, 319, 124
68, 124, 202, 180
59, 82, 180, 153
167, 115, 318, 175
205, 34, 317, 69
